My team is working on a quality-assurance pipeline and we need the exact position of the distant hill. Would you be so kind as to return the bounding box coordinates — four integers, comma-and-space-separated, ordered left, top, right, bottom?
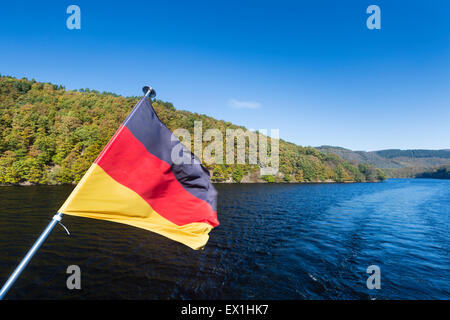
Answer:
374, 149, 450, 160
317, 146, 450, 178
0, 75, 385, 185
416, 165, 450, 180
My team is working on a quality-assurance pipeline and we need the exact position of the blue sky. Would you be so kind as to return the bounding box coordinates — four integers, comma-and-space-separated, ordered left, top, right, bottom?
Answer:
0, 0, 449, 151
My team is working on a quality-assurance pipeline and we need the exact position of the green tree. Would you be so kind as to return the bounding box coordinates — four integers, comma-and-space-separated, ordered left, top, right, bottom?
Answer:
262, 175, 275, 183
232, 165, 243, 182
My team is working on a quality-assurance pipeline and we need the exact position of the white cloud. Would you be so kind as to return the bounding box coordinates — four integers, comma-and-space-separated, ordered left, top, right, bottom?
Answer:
228, 99, 261, 109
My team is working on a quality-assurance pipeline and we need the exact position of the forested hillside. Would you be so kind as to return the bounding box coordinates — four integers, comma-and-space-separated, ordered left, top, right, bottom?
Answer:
0, 76, 385, 185
376, 149, 450, 159
416, 165, 450, 180
317, 146, 450, 178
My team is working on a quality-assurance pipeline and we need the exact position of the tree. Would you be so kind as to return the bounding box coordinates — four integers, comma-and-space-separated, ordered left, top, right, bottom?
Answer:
262, 175, 275, 183
232, 165, 243, 182
295, 169, 304, 182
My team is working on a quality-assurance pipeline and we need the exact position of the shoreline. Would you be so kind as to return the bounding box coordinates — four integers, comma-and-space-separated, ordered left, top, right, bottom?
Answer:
0, 180, 387, 187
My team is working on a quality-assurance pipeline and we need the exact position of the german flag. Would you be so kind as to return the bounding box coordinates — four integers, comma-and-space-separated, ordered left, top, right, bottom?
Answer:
58, 95, 219, 250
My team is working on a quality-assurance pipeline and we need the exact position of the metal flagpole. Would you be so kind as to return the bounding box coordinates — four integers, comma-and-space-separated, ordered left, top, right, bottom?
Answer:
0, 86, 156, 300
0, 212, 63, 299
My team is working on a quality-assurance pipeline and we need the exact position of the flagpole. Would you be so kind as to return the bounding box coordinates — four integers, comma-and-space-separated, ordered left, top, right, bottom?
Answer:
0, 86, 155, 300
0, 212, 63, 299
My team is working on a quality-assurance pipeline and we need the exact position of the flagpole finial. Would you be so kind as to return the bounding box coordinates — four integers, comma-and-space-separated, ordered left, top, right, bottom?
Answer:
142, 86, 156, 99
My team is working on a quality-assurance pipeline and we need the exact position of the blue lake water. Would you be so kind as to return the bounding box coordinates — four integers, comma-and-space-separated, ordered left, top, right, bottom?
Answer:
0, 178, 448, 299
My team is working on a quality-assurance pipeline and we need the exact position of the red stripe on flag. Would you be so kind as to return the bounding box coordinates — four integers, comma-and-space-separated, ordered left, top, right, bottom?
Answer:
95, 125, 219, 227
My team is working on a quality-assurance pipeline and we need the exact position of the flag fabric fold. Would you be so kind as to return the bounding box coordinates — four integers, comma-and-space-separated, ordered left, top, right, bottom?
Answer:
59, 97, 219, 249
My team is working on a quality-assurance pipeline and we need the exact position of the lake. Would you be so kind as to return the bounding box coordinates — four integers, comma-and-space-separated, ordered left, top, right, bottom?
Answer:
0, 179, 448, 299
